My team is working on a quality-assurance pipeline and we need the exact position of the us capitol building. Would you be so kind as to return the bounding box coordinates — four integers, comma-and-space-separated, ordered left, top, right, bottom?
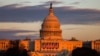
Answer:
32, 3, 82, 56
0, 3, 100, 56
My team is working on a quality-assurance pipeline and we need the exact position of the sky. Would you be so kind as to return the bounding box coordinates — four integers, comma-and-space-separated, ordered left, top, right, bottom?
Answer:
0, 0, 100, 41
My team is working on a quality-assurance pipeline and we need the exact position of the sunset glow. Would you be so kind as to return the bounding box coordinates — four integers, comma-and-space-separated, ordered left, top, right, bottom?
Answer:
0, 0, 100, 41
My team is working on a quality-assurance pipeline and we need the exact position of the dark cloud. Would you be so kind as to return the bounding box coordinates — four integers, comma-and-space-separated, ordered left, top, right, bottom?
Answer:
0, 3, 47, 22
55, 8, 100, 24
43, 1, 63, 5
0, 1, 100, 24
20, 1, 32, 3
0, 29, 37, 33
34, 1, 62, 8
0, 29, 39, 40
70, 2, 81, 5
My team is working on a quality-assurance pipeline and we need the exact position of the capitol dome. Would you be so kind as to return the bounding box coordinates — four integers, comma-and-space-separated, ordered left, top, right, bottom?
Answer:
40, 3, 62, 40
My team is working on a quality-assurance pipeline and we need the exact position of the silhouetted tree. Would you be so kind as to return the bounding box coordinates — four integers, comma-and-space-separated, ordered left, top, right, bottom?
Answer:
69, 37, 78, 41
72, 47, 99, 56
4, 40, 29, 56
0, 50, 5, 56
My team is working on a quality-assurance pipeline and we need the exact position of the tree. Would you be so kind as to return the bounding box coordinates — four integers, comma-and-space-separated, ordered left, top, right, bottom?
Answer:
72, 47, 99, 56
70, 37, 78, 41
0, 50, 5, 56
4, 40, 29, 56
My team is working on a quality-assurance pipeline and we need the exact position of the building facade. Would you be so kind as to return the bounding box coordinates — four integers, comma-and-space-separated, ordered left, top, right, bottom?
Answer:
0, 39, 10, 51
92, 40, 100, 53
19, 39, 30, 51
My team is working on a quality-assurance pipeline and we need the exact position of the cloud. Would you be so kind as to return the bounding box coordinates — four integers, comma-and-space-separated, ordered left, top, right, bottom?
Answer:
70, 1, 81, 5
64, 28, 83, 30
0, 4, 23, 8
32, 1, 63, 8
0, 1, 100, 25
20, 1, 32, 3
0, 29, 37, 32
43, 0, 63, 5
0, 29, 39, 40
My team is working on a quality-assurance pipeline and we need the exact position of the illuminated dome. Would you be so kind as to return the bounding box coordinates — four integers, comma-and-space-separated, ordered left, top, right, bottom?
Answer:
43, 3, 59, 24
40, 3, 62, 40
